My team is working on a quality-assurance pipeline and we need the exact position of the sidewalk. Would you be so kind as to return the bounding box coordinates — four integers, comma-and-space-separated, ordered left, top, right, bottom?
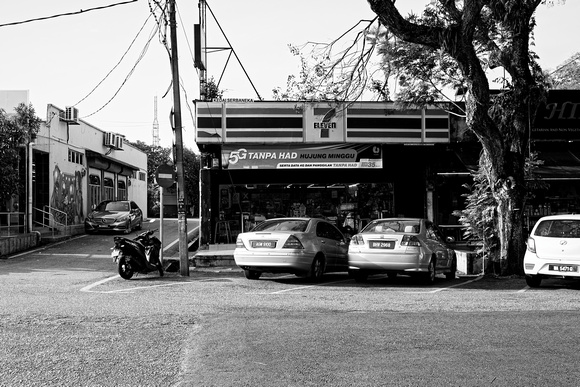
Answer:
163, 243, 238, 270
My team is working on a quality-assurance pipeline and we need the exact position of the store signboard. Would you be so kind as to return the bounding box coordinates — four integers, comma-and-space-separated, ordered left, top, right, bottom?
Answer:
533, 90, 580, 140
222, 144, 382, 170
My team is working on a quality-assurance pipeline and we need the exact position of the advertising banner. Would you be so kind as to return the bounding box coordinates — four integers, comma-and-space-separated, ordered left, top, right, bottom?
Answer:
222, 144, 382, 170
533, 90, 580, 140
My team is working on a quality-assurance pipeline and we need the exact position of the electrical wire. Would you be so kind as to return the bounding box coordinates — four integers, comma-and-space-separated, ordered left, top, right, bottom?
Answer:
72, 13, 154, 107
81, 21, 160, 119
0, 0, 138, 28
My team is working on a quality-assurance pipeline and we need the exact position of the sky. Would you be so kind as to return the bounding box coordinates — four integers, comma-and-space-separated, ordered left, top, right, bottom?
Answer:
1, 0, 578, 151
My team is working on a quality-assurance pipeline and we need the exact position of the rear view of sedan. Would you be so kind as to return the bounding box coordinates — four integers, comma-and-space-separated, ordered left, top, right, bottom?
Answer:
524, 214, 580, 287
348, 218, 457, 284
234, 217, 349, 280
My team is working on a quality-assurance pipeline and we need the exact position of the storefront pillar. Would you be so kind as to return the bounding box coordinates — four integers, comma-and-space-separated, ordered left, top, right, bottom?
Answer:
199, 167, 212, 247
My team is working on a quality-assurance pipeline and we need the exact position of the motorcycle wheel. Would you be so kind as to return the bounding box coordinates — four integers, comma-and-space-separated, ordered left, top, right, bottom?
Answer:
118, 256, 134, 280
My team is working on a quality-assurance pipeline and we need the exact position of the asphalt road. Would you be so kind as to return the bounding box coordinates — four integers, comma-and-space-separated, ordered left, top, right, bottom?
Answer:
1, 224, 580, 386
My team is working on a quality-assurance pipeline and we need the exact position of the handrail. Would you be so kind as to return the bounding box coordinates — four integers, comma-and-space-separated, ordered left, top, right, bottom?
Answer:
0, 211, 25, 236
34, 206, 69, 237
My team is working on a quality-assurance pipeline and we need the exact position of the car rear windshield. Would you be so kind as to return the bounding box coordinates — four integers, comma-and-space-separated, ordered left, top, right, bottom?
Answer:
103, 202, 129, 212
534, 219, 580, 238
362, 220, 421, 233
253, 219, 309, 232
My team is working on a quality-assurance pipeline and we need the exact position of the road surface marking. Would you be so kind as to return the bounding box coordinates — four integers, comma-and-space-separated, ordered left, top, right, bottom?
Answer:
268, 279, 353, 294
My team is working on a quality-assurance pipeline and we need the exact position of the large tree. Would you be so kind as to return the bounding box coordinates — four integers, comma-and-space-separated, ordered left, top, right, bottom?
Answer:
366, 1, 552, 275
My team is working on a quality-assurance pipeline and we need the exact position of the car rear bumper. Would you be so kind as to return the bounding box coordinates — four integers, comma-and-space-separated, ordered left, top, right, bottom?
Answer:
234, 250, 315, 273
524, 252, 580, 277
348, 251, 427, 273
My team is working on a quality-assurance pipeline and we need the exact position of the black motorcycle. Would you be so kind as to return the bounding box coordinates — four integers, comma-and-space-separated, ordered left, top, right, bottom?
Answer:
111, 229, 163, 280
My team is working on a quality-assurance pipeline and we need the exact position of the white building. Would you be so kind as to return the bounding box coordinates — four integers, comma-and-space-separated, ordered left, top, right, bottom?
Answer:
33, 104, 148, 233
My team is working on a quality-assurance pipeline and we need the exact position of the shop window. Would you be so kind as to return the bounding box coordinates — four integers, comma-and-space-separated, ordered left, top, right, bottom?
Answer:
103, 177, 114, 201
118, 180, 127, 200
88, 174, 101, 208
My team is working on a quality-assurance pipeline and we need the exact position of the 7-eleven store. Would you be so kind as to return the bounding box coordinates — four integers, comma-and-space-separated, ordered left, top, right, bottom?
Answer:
195, 101, 466, 247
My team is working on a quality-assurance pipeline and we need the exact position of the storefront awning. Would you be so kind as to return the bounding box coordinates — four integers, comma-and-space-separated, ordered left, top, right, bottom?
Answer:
86, 150, 138, 176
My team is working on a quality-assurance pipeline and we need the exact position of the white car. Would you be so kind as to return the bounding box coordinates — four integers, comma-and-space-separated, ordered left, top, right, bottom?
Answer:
524, 214, 580, 287
234, 217, 349, 280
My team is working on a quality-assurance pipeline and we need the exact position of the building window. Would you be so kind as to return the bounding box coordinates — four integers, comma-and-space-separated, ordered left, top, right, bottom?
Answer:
68, 149, 84, 165
88, 174, 101, 208
139, 171, 146, 181
103, 177, 114, 201
117, 180, 127, 200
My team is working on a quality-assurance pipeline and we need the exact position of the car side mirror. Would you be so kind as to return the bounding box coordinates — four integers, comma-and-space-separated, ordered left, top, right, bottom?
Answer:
91, 204, 96, 210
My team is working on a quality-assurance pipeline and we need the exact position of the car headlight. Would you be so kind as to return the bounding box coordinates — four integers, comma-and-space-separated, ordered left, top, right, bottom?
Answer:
116, 215, 129, 222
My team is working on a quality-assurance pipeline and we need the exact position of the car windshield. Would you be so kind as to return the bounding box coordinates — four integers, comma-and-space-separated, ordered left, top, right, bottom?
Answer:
362, 219, 420, 233
534, 219, 580, 238
102, 202, 129, 212
253, 219, 309, 232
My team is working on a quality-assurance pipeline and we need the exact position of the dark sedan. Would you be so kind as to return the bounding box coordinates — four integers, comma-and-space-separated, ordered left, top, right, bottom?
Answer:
85, 200, 143, 234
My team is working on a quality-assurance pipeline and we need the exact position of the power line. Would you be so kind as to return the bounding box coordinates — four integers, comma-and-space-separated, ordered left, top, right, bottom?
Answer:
0, 0, 138, 28
82, 21, 160, 119
73, 13, 154, 107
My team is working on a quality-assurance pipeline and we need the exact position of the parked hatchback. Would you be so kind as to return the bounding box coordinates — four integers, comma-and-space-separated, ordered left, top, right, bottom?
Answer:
85, 200, 143, 234
524, 214, 580, 287
234, 217, 349, 280
348, 218, 457, 284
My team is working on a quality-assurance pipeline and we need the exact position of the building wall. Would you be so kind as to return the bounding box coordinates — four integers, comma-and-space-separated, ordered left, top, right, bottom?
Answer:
34, 104, 148, 226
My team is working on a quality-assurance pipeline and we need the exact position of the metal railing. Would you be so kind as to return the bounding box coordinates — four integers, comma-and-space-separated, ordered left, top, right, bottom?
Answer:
0, 211, 25, 236
0, 207, 70, 238
33, 206, 70, 238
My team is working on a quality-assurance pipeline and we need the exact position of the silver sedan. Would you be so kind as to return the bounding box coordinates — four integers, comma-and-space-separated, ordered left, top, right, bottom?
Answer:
347, 218, 457, 284
234, 217, 349, 280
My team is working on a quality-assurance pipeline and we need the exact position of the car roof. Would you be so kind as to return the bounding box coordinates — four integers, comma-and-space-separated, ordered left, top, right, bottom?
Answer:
534, 214, 580, 221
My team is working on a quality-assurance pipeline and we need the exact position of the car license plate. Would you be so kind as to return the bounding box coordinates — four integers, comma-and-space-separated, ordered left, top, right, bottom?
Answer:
251, 240, 276, 248
549, 264, 577, 272
369, 240, 395, 249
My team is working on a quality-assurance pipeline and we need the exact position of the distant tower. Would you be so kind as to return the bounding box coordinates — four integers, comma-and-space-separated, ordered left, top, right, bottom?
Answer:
152, 96, 160, 146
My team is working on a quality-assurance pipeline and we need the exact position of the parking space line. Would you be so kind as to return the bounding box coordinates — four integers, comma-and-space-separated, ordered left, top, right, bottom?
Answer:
269, 279, 353, 294
80, 275, 119, 292
428, 276, 484, 293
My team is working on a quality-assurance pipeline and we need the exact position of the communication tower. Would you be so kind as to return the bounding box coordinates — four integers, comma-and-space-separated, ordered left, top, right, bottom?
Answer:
152, 96, 160, 146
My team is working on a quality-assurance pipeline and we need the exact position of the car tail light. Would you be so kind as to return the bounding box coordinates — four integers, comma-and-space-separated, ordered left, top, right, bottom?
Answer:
526, 237, 536, 253
282, 235, 303, 249
236, 237, 246, 248
401, 235, 420, 247
351, 234, 364, 245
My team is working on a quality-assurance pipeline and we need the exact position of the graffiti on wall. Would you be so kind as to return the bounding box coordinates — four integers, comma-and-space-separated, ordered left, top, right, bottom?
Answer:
50, 165, 84, 225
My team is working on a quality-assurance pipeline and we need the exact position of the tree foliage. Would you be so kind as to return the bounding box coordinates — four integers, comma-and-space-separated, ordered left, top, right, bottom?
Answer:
548, 52, 580, 89
129, 140, 200, 216
0, 104, 41, 208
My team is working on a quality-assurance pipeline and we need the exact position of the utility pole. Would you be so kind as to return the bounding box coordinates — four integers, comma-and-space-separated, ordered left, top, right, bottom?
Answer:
169, 0, 189, 276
